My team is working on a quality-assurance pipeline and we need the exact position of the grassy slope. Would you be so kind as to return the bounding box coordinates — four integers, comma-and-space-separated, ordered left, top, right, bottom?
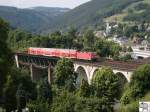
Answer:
105, 0, 149, 23
144, 0, 150, 4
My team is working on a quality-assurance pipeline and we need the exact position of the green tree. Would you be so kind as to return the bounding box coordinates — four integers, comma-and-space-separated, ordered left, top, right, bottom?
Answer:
0, 18, 12, 102
64, 27, 77, 49
83, 29, 95, 51
2, 75, 17, 111
51, 90, 76, 112
74, 97, 113, 112
109, 42, 121, 57
51, 90, 113, 112
115, 72, 127, 97
54, 58, 77, 91
78, 79, 91, 97
94, 38, 121, 57
94, 39, 110, 57
27, 79, 52, 112
130, 64, 150, 98
128, 46, 133, 52
37, 79, 52, 104
91, 67, 119, 102
16, 84, 27, 112
67, 27, 77, 39
121, 64, 150, 105
27, 100, 50, 112
2, 68, 37, 111
128, 8, 134, 14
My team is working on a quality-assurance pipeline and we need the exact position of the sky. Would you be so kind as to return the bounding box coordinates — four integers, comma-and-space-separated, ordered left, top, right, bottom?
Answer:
0, 0, 91, 9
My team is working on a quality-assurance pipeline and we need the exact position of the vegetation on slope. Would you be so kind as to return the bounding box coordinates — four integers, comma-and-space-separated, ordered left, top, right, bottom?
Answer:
0, 0, 145, 33
124, 2, 150, 22
0, 6, 70, 33
105, 0, 150, 23
54, 0, 142, 31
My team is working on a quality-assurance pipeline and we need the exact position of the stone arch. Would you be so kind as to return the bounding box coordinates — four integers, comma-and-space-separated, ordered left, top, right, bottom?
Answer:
113, 70, 131, 82
75, 66, 89, 86
90, 68, 100, 82
115, 72, 128, 83
115, 72, 128, 95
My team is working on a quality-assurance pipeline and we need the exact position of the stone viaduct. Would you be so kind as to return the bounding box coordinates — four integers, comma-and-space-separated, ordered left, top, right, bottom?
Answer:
74, 61, 133, 84
15, 53, 146, 84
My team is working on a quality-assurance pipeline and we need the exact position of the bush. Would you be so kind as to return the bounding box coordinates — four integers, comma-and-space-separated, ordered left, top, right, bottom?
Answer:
27, 100, 50, 112
91, 67, 120, 102
120, 101, 138, 112
121, 88, 132, 105
51, 90, 114, 112
54, 58, 77, 92
130, 64, 150, 98
121, 64, 150, 106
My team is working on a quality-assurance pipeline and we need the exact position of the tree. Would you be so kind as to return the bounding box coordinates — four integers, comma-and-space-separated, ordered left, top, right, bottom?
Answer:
2, 67, 37, 111
121, 64, 150, 105
74, 97, 113, 112
83, 29, 95, 51
67, 27, 77, 39
115, 72, 127, 96
2, 75, 17, 111
16, 84, 27, 112
94, 39, 110, 57
109, 42, 121, 57
27, 99, 50, 112
0, 18, 12, 102
121, 83, 140, 105
51, 90, 113, 112
91, 67, 119, 102
27, 79, 52, 112
54, 58, 77, 91
78, 79, 91, 97
94, 38, 121, 57
128, 46, 133, 52
64, 27, 77, 49
130, 64, 150, 99
128, 8, 134, 14
51, 90, 76, 112
37, 79, 52, 103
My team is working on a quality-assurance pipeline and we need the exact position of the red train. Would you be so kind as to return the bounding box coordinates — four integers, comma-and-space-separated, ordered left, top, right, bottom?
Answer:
28, 47, 98, 61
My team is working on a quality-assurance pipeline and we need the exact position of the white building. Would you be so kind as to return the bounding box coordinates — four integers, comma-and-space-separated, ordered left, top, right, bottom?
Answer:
131, 41, 150, 59
112, 35, 128, 46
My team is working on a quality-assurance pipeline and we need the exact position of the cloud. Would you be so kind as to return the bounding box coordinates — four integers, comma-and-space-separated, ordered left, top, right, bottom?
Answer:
0, 0, 90, 8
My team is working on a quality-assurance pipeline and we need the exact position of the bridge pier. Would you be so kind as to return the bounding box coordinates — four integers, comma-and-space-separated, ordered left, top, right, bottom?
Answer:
29, 64, 52, 84
15, 54, 53, 84
30, 64, 33, 81
15, 54, 19, 68
48, 64, 52, 84
30, 64, 47, 81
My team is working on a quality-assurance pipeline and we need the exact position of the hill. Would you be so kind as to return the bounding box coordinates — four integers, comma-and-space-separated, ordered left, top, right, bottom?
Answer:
0, 6, 70, 33
105, 0, 150, 23
52, 0, 143, 31
0, 0, 149, 33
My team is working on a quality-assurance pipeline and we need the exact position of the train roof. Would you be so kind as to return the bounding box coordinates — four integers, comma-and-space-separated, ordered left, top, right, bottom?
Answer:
28, 47, 77, 52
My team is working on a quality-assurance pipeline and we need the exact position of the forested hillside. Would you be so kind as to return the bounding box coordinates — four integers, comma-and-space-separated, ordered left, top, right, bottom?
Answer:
0, 0, 149, 33
0, 6, 70, 33
123, 2, 150, 22
53, 0, 142, 31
